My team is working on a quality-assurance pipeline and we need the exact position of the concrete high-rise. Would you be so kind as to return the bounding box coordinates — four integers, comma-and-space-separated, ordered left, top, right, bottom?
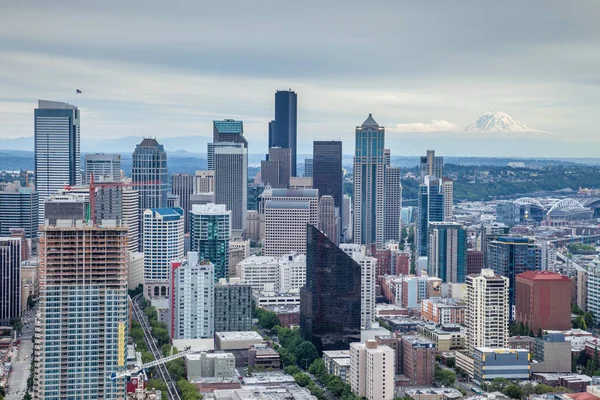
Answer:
170, 252, 214, 339
353, 114, 385, 248
304, 158, 313, 178
34, 100, 80, 220
214, 145, 248, 234
466, 269, 510, 354
488, 236, 542, 319
214, 280, 252, 332
263, 188, 319, 256
384, 166, 402, 243
419, 150, 443, 183
313, 141, 343, 237
587, 264, 600, 326
142, 208, 184, 299
84, 153, 121, 183
194, 170, 215, 193
0, 183, 39, 238
171, 173, 194, 233
121, 188, 140, 252
515, 271, 572, 332
340, 244, 377, 330
0, 238, 21, 325
319, 195, 338, 244
261, 147, 291, 188
132, 138, 168, 228
350, 340, 395, 400
416, 176, 444, 257
269, 90, 298, 176
428, 222, 467, 283
189, 204, 231, 281
343, 194, 352, 242
35, 221, 128, 399
208, 119, 247, 171
442, 177, 454, 221
300, 225, 361, 351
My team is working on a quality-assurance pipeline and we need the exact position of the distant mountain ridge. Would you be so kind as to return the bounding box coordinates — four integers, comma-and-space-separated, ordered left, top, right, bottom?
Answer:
464, 111, 545, 133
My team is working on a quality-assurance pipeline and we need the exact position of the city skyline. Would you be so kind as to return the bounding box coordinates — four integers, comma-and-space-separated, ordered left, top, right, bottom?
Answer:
1, 1, 599, 157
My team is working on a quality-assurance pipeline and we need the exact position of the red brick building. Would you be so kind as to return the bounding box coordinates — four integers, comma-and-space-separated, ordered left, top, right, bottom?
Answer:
515, 271, 572, 333
395, 253, 410, 275
400, 336, 436, 386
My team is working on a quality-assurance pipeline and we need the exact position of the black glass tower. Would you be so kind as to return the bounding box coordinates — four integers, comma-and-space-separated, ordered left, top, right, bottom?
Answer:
269, 90, 297, 176
300, 225, 361, 351
313, 141, 343, 240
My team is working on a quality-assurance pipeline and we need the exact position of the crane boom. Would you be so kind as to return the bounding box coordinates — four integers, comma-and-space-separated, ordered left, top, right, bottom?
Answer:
111, 347, 196, 381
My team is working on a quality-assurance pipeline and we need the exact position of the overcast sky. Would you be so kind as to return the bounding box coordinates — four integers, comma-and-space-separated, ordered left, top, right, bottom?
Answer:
0, 0, 599, 156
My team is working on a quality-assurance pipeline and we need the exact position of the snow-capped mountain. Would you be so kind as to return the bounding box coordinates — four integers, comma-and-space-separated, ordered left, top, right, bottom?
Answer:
464, 111, 545, 133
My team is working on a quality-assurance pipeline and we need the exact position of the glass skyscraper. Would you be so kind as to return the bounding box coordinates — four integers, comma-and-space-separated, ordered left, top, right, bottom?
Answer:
269, 90, 298, 176
427, 221, 467, 283
0, 183, 39, 238
417, 176, 444, 257
34, 100, 80, 220
313, 141, 343, 241
353, 114, 386, 248
190, 204, 231, 281
0, 238, 21, 325
300, 225, 361, 351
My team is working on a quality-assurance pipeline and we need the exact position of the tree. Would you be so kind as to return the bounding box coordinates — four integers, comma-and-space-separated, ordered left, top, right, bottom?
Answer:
177, 379, 202, 400
256, 309, 281, 331
573, 315, 588, 330
488, 377, 511, 393
504, 384, 523, 399
147, 379, 168, 392
572, 304, 584, 315
585, 312, 595, 329
308, 358, 326, 380
435, 368, 456, 387
294, 341, 318, 369
285, 365, 302, 376
537, 328, 543, 338
128, 283, 143, 298
293, 372, 311, 387
277, 347, 296, 366
446, 357, 456, 368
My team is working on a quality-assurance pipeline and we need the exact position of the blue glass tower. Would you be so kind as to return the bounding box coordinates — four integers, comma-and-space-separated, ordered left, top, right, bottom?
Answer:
417, 177, 444, 257
269, 90, 297, 176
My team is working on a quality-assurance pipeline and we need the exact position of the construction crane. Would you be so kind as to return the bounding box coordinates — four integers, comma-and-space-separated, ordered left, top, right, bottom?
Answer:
110, 347, 196, 382
63, 173, 163, 223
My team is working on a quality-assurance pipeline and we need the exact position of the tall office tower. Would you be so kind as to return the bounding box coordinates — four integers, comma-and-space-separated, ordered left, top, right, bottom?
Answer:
313, 141, 343, 238
215, 145, 248, 234
261, 147, 292, 188
479, 222, 510, 265
208, 119, 248, 171
300, 225, 361, 351
416, 176, 444, 257
189, 204, 231, 281
384, 166, 402, 242
353, 114, 385, 248
132, 138, 168, 227
419, 149, 443, 184
488, 236, 542, 319
262, 188, 319, 256
319, 195, 338, 244
167, 194, 180, 208
194, 170, 215, 193
122, 188, 140, 252
427, 222, 467, 283
304, 158, 313, 178
384, 148, 391, 166
269, 90, 298, 176
0, 183, 39, 238
587, 264, 600, 326
94, 186, 122, 225
339, 244, 377, 330
466, 269, 510, 354
34, 100, 80, 220
84, 153, 121, 183
343, 194, 352, 242
350, 340, 395, 400
170, 252, 214, 339
171, 173, 194, 233
247, 184, 265, 212
442, 177, 454, 221
214, 280, 252, 332
142, 208, 184, 299
35, 221, 128, 399
515, 271, 572, 332
10, 228, 29, 262
0, 238, 21, 324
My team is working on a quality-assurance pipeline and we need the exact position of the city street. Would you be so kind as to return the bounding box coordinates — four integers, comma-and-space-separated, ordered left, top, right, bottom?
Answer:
5, 308, 36, 400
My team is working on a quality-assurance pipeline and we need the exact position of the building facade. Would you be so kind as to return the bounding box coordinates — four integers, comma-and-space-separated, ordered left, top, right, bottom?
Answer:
189, 204, 231, 281
194, 170, 215, 193
350, 340, 395, 400
427, 222, 467, 283
319, 195, 338, 244
473, 348, 530, 383
339, 244, 377, 330
0, 183, 39, 238
84, 153, 121, 183
34, 100, 80, 220
214, 280, 252, 332
171, 173, 194, 233
313, 141, 343, 238
384, 166, 402, 243
0, 238, 21, 324
261, 147, 291, 188
442, 177, 454, 221
419, 150, 443, 184
269, 90, 298, 176
35, 222, 128, 400
353, 114, 385, 248
402, 336, 436, 386
466, 269, 510, 354
214, 145, 248, 233
417, 176, 444, 257
121, 188, 140, 252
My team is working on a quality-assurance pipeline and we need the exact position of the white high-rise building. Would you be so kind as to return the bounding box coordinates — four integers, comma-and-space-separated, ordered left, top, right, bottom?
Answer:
237, 253, 306, 292
142, 207, 184, 299
34, 100, 81, 220
442, 177, 454, 221
319, 195, 338, 244
340, 244, 377, 330
587, 263, 600, 327
194, 170, 215, 193
262, 188, 319, 256
384, 166, 402, 243
353, 114, 385, 248
215, 145, 248, 234
171, 252, 214, 339
84, 153, 121, 183
121, 188, 140, 252
350, 340, 395, 400
466, 269, 510, 354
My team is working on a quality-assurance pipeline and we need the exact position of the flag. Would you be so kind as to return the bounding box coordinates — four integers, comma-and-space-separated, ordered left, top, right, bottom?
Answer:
76, 89, 82, 94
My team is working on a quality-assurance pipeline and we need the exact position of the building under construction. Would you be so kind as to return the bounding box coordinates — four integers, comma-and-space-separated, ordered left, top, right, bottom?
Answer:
34, 219, 129, 400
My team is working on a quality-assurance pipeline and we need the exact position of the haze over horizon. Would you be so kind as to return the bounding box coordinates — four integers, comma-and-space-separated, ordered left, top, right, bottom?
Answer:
1, 1, 599, 157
